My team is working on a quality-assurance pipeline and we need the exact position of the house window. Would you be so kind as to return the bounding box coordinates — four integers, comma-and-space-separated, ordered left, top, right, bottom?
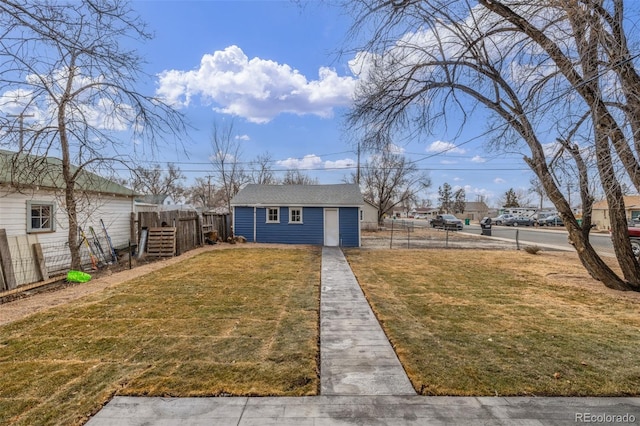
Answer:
360, 209, 363, 221
267, 207, 280, 223
289, 207, 303, 224
27, 201, 56, 233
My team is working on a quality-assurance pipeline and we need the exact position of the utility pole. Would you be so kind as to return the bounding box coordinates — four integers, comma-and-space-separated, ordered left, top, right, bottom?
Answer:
205, 174, 214, 209
356, 139, 361, 185
7, 113, 34, 150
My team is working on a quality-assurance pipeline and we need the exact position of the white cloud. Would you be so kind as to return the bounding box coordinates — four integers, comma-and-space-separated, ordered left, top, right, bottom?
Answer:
277, 154, 356, 170
277, 154, 323, 170
453, 177, 463, 182
440, 159, 458, 165
386, 143, 405, 154
235, 134, 250, 141
471, 155, 486, 163
427, 140, 466, 154
494, 177, 506, 184
1, 69, 139, 133
325, 158, 356, 169
210, 151, 236, 163
156, 45, 357, 123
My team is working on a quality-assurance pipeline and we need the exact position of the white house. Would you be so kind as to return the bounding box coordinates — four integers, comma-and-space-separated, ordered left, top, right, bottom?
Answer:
361, 199, 379, 231
0, 150, 135, 283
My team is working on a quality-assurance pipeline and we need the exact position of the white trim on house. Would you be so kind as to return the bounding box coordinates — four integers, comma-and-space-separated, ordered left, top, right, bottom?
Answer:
266, 207, 280, 223
288, 207, 303, 224
26, 200, 56, 233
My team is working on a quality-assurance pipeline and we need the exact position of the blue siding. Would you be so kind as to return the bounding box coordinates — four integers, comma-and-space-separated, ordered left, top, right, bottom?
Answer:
339, 207, 360, 247
233, 205, 360, 246
256, 207, 324, 244
234, 207, 255, 241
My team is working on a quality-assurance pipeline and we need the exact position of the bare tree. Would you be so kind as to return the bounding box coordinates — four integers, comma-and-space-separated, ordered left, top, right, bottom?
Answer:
210, 120, 248, 213
529, 176, 547, 211
453, 188, 466, 214
130, 163, 186, 201
249, 152, 278, 185
353, 149, 430, 224
0, 0, 186, 269
184, 177, 209, 209
282, 169, 319, 185
345, 0, 640, 290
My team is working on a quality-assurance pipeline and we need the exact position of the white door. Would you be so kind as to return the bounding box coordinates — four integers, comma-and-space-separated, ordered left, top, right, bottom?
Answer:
324, 208, 339, 246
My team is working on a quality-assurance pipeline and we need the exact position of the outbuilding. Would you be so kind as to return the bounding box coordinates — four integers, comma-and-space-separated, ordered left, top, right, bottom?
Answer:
230, 184, 364, 247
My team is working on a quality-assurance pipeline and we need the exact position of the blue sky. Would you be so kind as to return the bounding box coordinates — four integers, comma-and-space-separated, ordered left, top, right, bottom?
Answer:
125, 0, 539, 207
78, 1, 543, 206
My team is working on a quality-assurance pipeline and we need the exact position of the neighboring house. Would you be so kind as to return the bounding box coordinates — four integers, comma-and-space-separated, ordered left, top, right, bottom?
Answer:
0, 150, 135, 278
460, 201, 490, 222
361, 199, 379, 231
410, 207, 439, 220
137, 194, 175, 206
592, 196, 640, 230
230, 184, 364, 247
134, 194, 196, 213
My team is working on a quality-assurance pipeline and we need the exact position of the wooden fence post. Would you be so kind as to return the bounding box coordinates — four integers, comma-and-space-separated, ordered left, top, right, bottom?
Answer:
32, 242, 49, 281
0, 229, 17, 291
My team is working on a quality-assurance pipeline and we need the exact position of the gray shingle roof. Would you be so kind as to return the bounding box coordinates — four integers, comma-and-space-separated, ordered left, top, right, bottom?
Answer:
231, 184, 364, 207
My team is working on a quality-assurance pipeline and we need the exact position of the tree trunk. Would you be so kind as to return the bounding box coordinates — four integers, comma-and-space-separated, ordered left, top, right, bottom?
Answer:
564, 219, 637, 291
66, 183, 81, 270
531, 146, 640, 291
61, 60, 81, 270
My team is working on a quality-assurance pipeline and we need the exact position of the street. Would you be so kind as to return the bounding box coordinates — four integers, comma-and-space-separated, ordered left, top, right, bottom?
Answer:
407, 219, 615, 256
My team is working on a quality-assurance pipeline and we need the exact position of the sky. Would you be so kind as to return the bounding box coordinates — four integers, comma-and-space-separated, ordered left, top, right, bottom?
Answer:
123, 0, 541, 207
4, 0, 540, 207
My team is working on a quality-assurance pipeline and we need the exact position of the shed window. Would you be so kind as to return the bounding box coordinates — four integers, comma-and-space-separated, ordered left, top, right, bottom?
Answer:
289, 207, 303, 224
27, 201, 56, 233
267, 207, 280, 223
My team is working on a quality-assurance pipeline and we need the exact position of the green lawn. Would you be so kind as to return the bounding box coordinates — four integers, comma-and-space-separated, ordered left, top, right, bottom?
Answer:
344, 249, 640, 396
0, 247, 321, 426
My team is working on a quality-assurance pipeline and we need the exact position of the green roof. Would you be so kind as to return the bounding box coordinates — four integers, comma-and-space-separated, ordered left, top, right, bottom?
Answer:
0, 149, 135, 197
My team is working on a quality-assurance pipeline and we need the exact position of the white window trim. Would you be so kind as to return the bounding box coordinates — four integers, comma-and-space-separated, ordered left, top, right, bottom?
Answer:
27, 200, 56, 233
266, 207, 280, 223
289, 207, 303, 224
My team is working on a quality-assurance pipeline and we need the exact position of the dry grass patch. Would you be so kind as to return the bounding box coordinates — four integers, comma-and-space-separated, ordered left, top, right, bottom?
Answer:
344, 249, 640, 396
0, 247, 320, 425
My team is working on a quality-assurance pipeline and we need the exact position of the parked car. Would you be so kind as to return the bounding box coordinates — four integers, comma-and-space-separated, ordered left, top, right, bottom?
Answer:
492, 214, 515, 225
430, 214, 464, 230
538, 215, 564, 226
628, 227, 640, 258
414, 214, 428, 219
610, 227, 640, 258
504, 216, 534, 226
532, 211, 555, 225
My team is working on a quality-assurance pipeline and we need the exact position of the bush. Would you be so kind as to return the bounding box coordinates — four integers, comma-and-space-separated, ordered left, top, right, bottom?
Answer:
524, 245, 542, 255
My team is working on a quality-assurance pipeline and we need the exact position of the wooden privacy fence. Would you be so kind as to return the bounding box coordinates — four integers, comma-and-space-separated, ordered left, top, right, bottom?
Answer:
133, 211, 231, 257
202, 212, 231, 242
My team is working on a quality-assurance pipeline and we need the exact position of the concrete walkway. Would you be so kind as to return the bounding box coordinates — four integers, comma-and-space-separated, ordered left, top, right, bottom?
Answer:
87, 247, 640, 425
320, 247, 415, 395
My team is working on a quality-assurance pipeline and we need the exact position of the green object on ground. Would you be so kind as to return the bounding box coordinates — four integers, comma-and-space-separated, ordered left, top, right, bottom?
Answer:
67, 270, 91, 283
464, 218, 470, 225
